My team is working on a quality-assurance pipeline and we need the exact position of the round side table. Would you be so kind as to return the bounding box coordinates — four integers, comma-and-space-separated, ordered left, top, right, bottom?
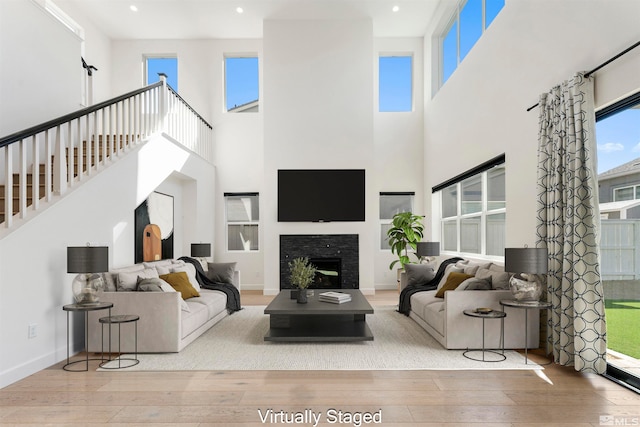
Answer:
462, 309, 506, 362
99, 314, 140, 369
500, 299, 552, 365
62, 302, 113, 372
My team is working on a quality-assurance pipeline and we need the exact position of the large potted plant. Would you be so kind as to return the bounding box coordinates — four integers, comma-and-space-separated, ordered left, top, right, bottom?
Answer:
288, 257, 317, 304
387, 212, 425, 273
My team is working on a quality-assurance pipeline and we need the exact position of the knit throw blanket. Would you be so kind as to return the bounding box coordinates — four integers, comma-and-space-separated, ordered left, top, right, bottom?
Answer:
179, 256, 242, 313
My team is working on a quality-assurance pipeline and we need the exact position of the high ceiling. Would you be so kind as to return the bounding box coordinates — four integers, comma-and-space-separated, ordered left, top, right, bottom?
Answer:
54, 0, 447, 39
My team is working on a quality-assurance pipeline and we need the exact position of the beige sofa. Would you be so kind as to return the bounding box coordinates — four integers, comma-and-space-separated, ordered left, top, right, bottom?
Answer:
400, 257, 539, 350
87, 259, 240, 353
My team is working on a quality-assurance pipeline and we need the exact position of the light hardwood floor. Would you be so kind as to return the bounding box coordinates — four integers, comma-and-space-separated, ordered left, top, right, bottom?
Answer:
1, 290, 638, 426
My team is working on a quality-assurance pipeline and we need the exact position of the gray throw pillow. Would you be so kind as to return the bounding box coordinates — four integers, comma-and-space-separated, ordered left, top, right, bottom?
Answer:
136, 277, 165, 292
404, 263, 436, 287
459, 277, 492, 290
206, 262, 237, 285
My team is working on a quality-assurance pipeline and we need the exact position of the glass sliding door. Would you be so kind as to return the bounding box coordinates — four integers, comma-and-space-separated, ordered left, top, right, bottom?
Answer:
596, 92, 640, 388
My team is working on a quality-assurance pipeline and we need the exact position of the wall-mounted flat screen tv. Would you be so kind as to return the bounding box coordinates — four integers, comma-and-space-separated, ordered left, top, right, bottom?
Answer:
278, 169, 365, 222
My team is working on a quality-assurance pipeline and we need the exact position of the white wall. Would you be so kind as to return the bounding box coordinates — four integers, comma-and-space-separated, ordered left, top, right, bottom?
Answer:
423, 0, 640, 251
0, 0, 82, 136
262, 19, 376, 294
373, 37, 425, 289
0, 135, 216, 388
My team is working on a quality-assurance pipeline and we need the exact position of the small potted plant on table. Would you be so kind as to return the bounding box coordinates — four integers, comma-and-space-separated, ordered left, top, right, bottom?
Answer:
289, 257, 317, 304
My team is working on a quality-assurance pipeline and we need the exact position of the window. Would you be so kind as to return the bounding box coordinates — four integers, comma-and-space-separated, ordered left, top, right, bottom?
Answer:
225, 193, 259, 251
614, 186, 636, 202
225, 56, 259, 112
379, 56, 412, 112
440, 0, 505, 87
437, 160, 505, 257
146, 57, 178, 90
380, 193, 414, 249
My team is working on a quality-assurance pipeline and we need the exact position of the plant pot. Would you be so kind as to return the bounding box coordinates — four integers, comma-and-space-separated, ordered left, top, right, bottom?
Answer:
296, 289, 308, 304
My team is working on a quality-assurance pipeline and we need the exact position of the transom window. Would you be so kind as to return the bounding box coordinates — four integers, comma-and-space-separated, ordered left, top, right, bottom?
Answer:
379, 55, 413, 112
380, 192, 414, 250
225, 56, 259, 112
440, 0, 505, 88
438, 162, 505, 257
225, 193, 259, 251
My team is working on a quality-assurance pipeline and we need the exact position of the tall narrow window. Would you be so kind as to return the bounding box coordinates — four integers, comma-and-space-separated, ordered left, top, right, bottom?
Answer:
379, 56, 413, 112
225, 193, 259, 251
442, 21, 458, 85
146, 57, 178, 90
225, 56, 259, 112
380, 193, 414, 249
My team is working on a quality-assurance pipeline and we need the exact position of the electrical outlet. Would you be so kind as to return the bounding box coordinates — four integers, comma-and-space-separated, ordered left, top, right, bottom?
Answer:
28, 323, 37, 339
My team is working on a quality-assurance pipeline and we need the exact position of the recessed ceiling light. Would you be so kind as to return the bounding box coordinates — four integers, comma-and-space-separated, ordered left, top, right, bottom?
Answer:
392, 5, 399, 12
130, 5, 138, 12
236, 7, 244, 14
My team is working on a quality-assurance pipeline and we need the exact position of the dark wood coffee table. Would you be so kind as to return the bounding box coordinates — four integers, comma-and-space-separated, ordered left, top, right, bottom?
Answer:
264, 289, 374, 342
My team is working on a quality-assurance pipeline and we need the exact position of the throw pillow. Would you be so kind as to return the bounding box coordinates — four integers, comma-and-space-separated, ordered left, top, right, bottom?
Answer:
136, 277, 165, 292
456, 277, 492, 291
160, 272, 200, 300
117, 268, 159, 291
157, 279, 191, 312
436, 264, 464, 289
435, 272, 474, 297
404, 263, 436, 287
475, 267, 510, 290
171, 263, 200, 291
206, 262, 237, 285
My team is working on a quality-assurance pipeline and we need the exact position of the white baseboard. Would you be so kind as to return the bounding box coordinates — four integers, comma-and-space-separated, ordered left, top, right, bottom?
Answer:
0, 347, 67, 389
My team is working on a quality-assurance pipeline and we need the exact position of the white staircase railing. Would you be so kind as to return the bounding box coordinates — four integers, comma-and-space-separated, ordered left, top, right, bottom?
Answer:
0, 76, 214, 230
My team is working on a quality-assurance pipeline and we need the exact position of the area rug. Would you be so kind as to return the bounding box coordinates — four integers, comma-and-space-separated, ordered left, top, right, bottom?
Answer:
99, 305, 541, 371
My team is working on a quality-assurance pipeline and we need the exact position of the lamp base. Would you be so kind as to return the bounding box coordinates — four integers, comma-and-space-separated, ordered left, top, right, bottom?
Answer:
72, 274, 104, 305
509, 274, 543, 301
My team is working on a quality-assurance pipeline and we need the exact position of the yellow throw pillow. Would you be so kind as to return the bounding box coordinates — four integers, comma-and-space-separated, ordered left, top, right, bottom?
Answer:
435, 272, 474, 298
160, 272, 200, 300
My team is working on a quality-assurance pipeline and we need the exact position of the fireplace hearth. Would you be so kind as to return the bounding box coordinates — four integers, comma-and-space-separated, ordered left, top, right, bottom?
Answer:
280, 234, 359, 289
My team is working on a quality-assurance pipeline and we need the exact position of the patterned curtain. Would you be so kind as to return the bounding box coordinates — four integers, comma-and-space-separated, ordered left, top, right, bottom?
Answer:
535, 72, 607, 374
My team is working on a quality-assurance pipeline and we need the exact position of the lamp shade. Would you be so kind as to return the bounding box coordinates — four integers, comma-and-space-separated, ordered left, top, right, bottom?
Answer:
191, 243, 211, 257
67, 246, 109, 273
504, 248, 548, 274
416, 242, 440, 257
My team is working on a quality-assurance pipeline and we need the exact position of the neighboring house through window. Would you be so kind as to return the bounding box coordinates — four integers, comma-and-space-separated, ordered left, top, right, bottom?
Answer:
225, 193, 259, 251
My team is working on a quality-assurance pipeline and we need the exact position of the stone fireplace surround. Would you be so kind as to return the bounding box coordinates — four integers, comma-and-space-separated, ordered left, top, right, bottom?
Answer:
280, 234, 359, 289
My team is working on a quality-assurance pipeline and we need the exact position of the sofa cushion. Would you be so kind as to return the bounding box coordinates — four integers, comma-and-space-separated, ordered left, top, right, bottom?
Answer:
456, 277, 492, 291
117, 268, 159, 291
136, 277, 165, 292
476, 267, 510, 290
160, 272, 200, 299
410, 291, 445, 335
435, 272, 473, 297
186, 289, 227, 318
207, 262, 237, 285
404, 263, 436, 287
181, 302, 210, 339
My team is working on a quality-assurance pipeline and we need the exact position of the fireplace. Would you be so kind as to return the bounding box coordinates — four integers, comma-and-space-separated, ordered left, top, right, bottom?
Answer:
280, 234, 358, 289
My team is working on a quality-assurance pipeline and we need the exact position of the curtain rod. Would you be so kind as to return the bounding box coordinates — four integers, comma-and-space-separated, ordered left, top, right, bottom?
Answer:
526, 40, 640, 112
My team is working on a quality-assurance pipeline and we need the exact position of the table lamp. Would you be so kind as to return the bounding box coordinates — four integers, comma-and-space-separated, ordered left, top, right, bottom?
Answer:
67, 245, 109, 305
504, 247, 548, 301
416, 241, 440, 262
190, 243, 211, 258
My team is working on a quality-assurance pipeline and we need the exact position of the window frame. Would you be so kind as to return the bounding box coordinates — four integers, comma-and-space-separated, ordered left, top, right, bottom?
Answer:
379, 192, 415, 251
144, 55, 178, 90
438, 0, 504, 89
435, 156, 506, 260
224, 54, 260, 113
224, 192, 260, 253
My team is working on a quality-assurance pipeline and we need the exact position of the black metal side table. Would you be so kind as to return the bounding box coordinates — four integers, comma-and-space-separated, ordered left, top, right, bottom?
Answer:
462, 309, 506, 362
62, 302, 113, 371
500, 299, 552, 365
99, 314, 140, 369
